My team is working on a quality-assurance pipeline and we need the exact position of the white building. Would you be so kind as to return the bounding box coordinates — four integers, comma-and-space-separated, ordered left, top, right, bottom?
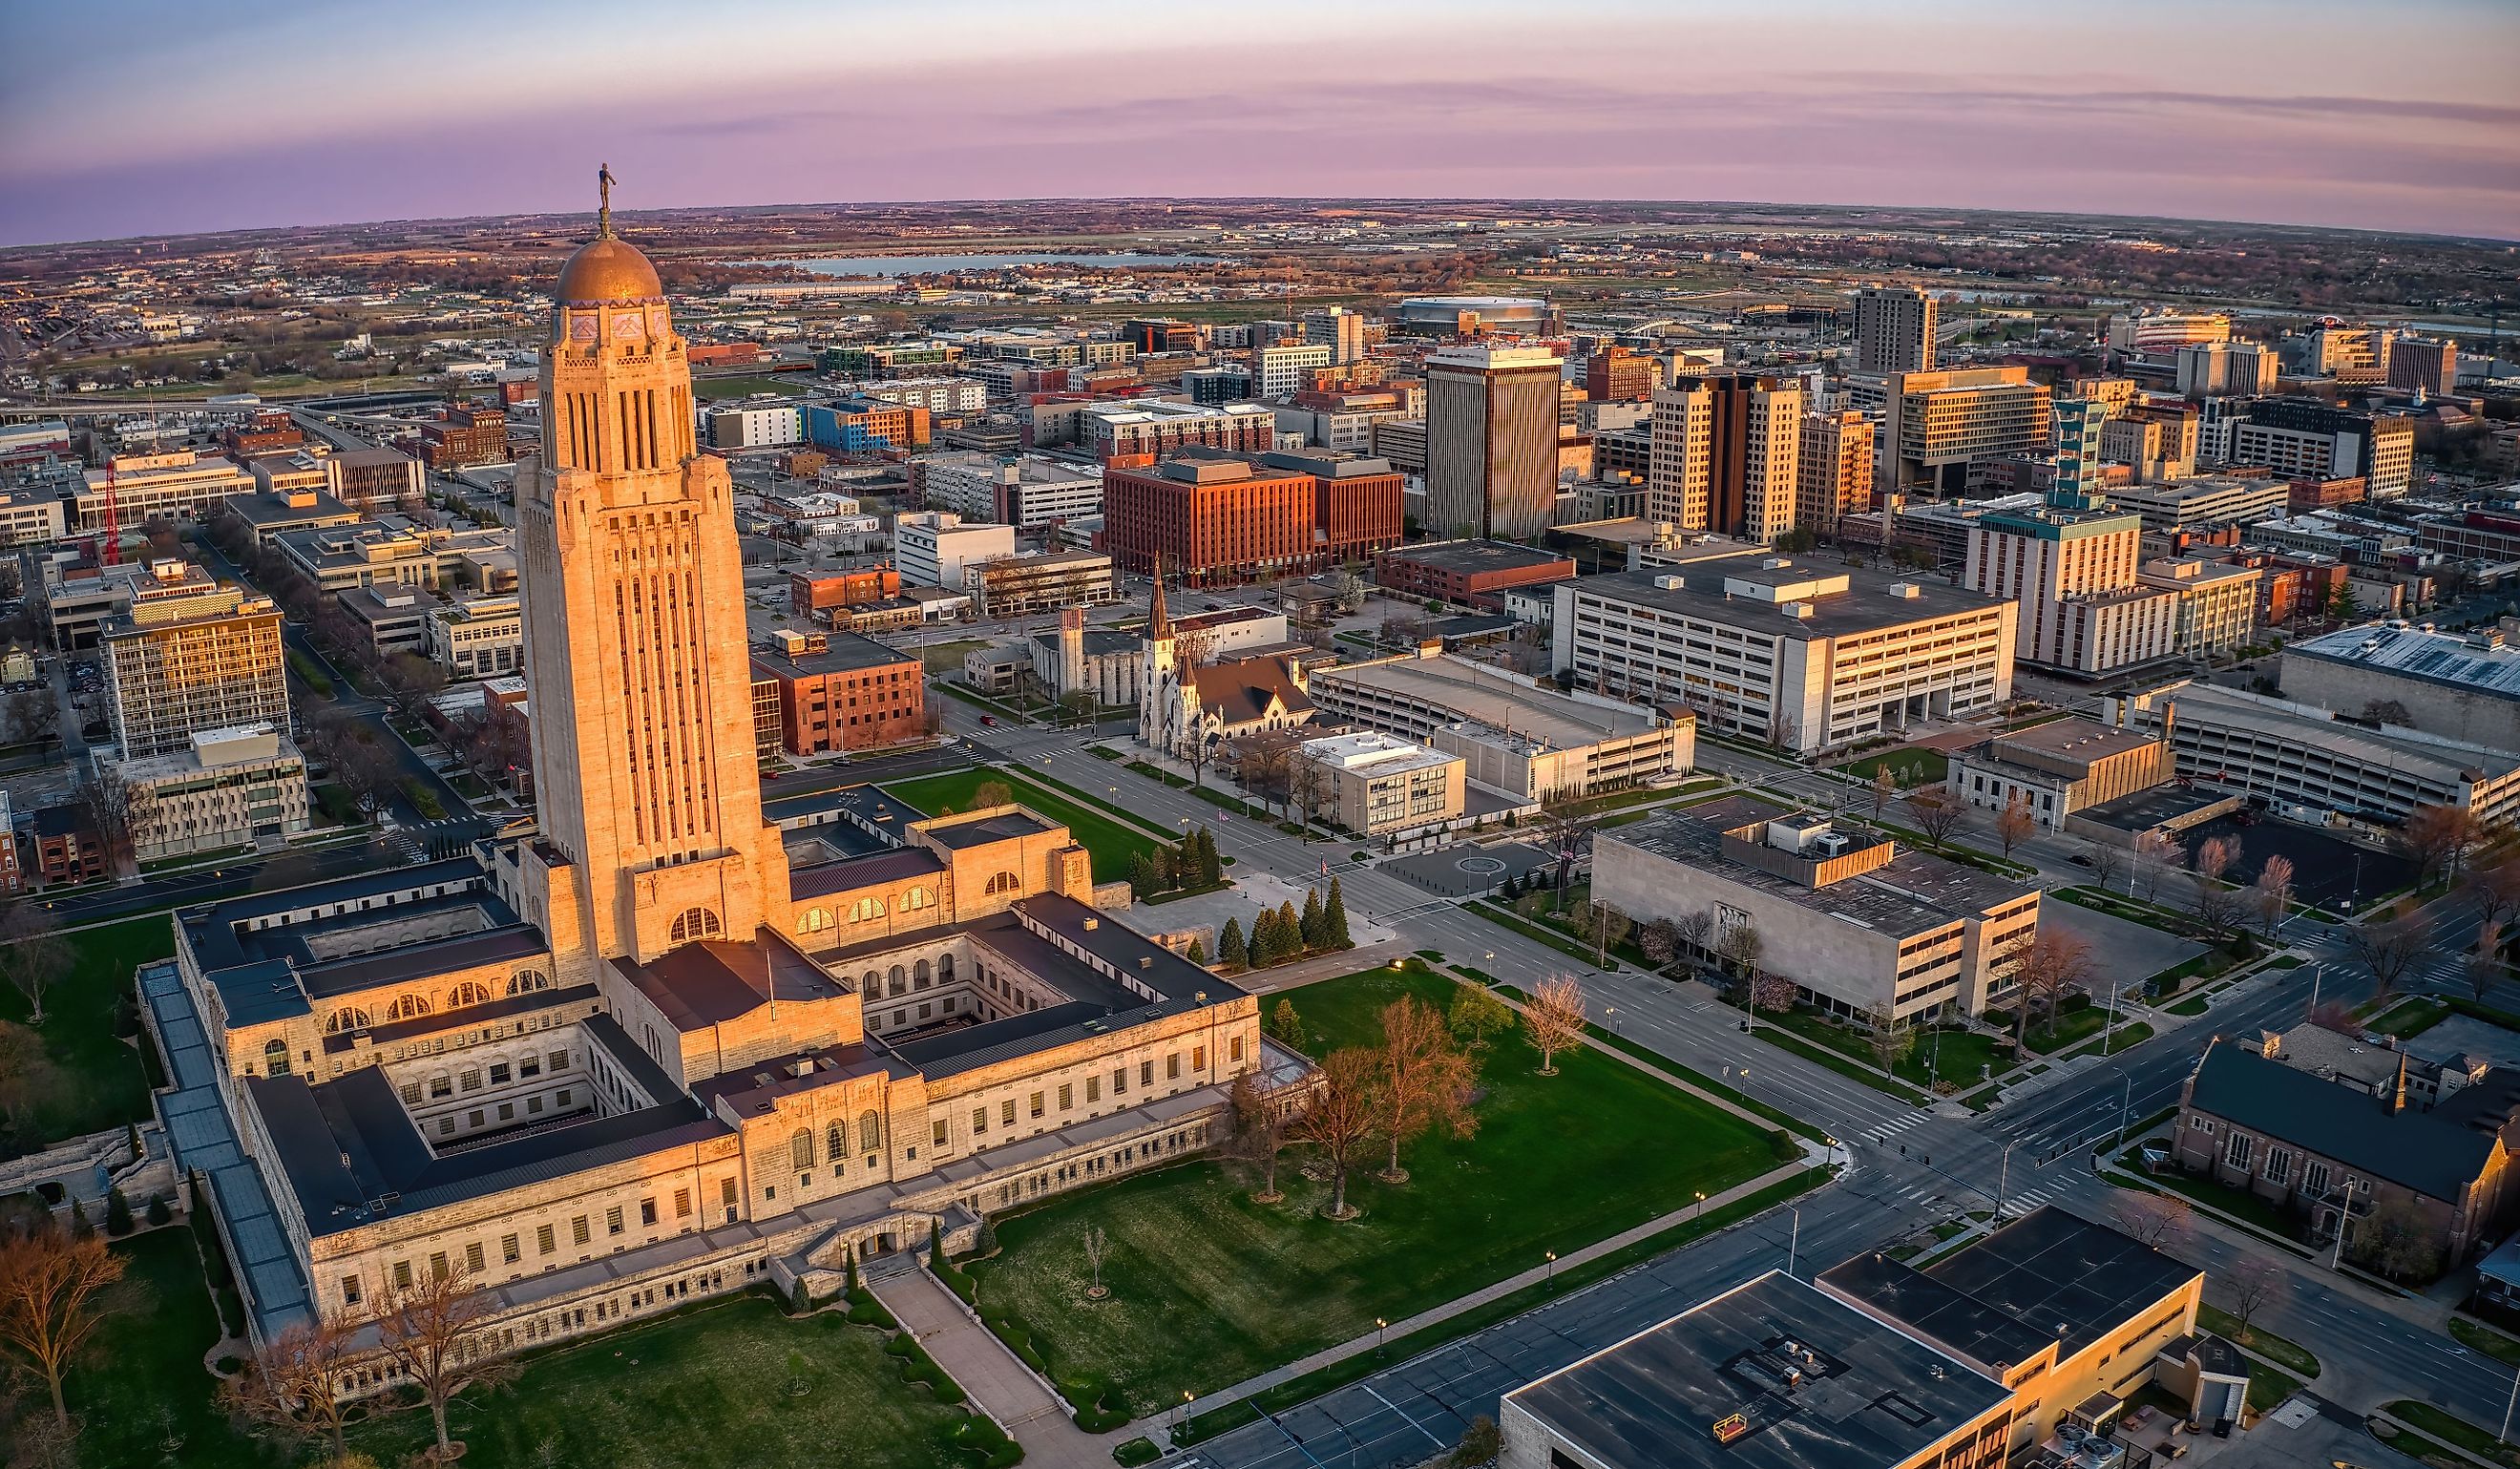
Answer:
1252, 342, 1334, 397
113, 723, 311, 860
704, 404, 804, 450
1296, 731, 1465, 835
920, 453, 1103, 529
893, 511, 1016, 591
2109, 311, 2232, 354
859, 377, 986, 415
426, 593, 524, 680
1963, 500, 2180, 675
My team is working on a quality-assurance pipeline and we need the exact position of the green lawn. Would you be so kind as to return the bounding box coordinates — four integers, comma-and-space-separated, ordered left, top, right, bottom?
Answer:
1837, 745, 1948, 785
968, 962, 1786, 1419
2021, 1005, 2111, 1055
2140, 1164, 2307, 1243
2197, 1303, 2321, 1378
2372, 997, 2452, 1040
2385, 1401, 2520, 1469
916, 639, 988, 673
0, 915, 177, 1158
1900, 1027, 2013, 1091
2452, 1317, 2520, 1367
692, 373, 811, 401
880, 768, 1167, 884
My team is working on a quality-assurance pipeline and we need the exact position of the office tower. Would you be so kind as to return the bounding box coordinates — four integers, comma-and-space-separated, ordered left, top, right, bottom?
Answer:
1424, 346, 1564, 539
1882, 367, 2054, 492
2390, 337, 2458, 395
1583, 346, 1659, 403
1647, 372, 1804, 542
2174, 341, 2277, 399
1963, 490, 2179, 675
102, 562, 287, 760
1796, 409, 1875, 534
1252, 341, 1334, 397
1301, 306, 1366, 366
1854, 285, 1937, 374
2227, 399, 2416, 499
2049, 397, 2107, 508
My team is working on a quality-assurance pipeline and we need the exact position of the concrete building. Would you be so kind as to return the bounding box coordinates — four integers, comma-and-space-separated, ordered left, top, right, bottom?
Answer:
2280, 622, 2520, 755
75, 450, 255, 532
1949, 719, 2173, 829
919, 453, 1102, 529
892, 511, 1016, 591
1881, 368, 2052, 493
2174, 340, 2278, 399
1555, 561, 2017, 753
1796, 409, 1874, 535
1424, 346, 1564, 540
704, 404, 804, 450
339, 584, 431, 662
748, 629, 926, 756
1854, 285, 1937, 374
0, 487, 66, 548
1295, 730, 1466, 836
101, 561, 287, 761
2227, 400, 2414, 500
224, 488, 362, 547
2109, 310, 2232, 353
425, 593, 523, 680
858, 377, 986, 414
964, 548, 1117, 618
1300, 305, 1366, 365
114, 723, 310, 861
1371, 539, 1576, 611
1964, 496, 2180, 676
1307, 647, 1692, 802
2107, 475, 2290, 532
2390, 337, 2460, 396
1393, 296, 1556, 337
1251, 342, 1332, 397
1582, 345, 1659, 403
2139, 556, 2262, 660
1648, 372, 1804, 541
2100, 402, 2200, 480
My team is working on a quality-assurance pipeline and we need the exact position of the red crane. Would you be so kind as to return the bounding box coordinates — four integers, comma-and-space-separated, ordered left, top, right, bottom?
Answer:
99, 458, 120, 565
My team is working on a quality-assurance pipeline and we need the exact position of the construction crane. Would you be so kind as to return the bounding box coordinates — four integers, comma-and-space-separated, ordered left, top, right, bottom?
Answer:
99, 456, 120, 565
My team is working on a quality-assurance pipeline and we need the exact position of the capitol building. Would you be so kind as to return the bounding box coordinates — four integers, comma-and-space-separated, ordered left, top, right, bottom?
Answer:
150, 202, 1269, 1370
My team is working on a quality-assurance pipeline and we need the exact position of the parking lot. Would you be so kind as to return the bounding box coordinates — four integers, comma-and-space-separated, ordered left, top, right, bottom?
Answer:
2177, 812, 2414, 910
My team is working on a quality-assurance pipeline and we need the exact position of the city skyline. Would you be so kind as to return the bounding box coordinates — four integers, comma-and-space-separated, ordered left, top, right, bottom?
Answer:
5, 0, 2519, 246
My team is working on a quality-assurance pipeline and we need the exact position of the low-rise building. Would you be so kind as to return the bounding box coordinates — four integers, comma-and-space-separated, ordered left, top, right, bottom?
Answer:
747, 630, 927, 756
338, 583, 432, 662
2107, 475, 2290, 532
704, 403, 805, 450
1948, 719, 2173, 829
2281, 622, 2520, 755
29, 802, 102, 886
75, 450, 255, 531
919, 453, 1103, 529
416, 404, 510, 471
425, 593, 522, 680
111, 723, 311, 861
1295, 730, 1466, 836
326, 447, 425, 511
789, 568, 903, 624
0, 487, 66, 548
965, 548, 1117, 619
222, 487, 361, 547
1373, 539, 1577, 611
893, 512, 1015, 591
1593, 796, 2042, 1021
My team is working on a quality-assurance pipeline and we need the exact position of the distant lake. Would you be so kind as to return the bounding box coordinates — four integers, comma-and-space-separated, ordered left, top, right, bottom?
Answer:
766, 252, 1220, 277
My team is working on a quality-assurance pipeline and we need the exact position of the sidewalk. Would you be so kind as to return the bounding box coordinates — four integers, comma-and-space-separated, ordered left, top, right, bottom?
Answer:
868, 1260, 1116, 1469
1164, 1144, 1830, 1445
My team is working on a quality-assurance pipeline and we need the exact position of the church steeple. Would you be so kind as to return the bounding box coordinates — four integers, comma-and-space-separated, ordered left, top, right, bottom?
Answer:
1148, 555, 1172, 642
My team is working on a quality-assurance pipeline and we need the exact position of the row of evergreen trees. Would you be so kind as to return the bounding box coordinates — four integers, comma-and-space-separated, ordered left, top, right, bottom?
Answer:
1213, 878, 1353, 971
1494, 865, 1561, 904
1129, 827, 1223, 899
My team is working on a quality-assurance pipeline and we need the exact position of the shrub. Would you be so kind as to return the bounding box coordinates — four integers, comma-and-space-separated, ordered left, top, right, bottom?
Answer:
104, 1186, 134, 1237
1113, 1438, 1163, 1467
145, 1193, 173, 1228
216, 1284, 246, 1337
1072, 1381, 1133, 1434
790, 1276, 812, 1314
1767, 1129, 1798, 1164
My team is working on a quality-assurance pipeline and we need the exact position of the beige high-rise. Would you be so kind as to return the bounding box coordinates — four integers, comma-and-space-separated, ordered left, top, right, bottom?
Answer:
1796, 409, 1875, 534
513, 214, 788, 975
1855, 285, 1937, 374
1648, 373, 1802, 542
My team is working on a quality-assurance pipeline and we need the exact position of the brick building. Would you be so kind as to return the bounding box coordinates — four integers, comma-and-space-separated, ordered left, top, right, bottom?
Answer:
1102, 449, 1402, 584
1373, 539, 1576, 610
789, 567, 902, 622
748, 630, 927, 755
417, 404, 510, 471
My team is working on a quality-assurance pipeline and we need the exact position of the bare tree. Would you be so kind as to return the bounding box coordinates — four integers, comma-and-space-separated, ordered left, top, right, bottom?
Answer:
2404, 803, 2479, 888
1228, 1071, 1292, 1205
1994, 793, 2035, 859
0, 903, 72, 1027
1868, 766, 1897, 823
2002, 930, 2093, 1050
2084, 841, 2125, 892
1903, 787, 1965, 850
0, 1224, 127, 1430
1522, 976, 1588, 1076
374, 1265, 519, 1460
1636, 918, 1679, 968
1715, 920, 1765, 982
1081, 1227, 1111, 1299
2223, 1259, 2287, 1346
1864, 1002, 1916, 1075
1673, 909, 1715, 969
1374, 997, 1480, 1183
1287, 759, 1327, 828
2133, 829, 2183, 904
1239, 744, 1293, 816
2252, 855, 2296, 936
2345, 909, 2430, 999
2470, 920, 2505, 1003
2110, 1191, 2192, 1250
2467, 859, 2520, 934
220, 1315, 360, 1459
1292, 1048, 1382, 1220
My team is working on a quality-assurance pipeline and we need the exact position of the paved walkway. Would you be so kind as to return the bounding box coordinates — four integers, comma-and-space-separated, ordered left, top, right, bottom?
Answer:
868, 1258, 1117, 1469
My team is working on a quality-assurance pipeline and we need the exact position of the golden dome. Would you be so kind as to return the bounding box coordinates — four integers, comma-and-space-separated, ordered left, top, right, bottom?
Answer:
556, 235, 663, 304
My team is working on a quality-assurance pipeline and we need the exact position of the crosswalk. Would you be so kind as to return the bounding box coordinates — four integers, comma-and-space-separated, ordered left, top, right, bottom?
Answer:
1858, 1112, 1934, 1145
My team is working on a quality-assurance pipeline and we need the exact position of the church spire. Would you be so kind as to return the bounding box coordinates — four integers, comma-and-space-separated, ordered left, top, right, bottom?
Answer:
1148, 555, 1172, 641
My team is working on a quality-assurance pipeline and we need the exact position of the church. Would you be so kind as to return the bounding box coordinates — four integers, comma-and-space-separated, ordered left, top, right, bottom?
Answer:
165, 193, 1270, 1365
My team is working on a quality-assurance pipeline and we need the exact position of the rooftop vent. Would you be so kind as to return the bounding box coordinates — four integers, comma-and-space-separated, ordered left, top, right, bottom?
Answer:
1782, 601, 1813, 619
1887, 581, 1922, 598
1082, 916, 1099, 931
1139, 955, 1154, 969
1654, 574, 1686, 591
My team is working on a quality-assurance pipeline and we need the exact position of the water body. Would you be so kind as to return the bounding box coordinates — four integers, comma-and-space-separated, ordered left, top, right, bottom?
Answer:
767, 252, 1219, 277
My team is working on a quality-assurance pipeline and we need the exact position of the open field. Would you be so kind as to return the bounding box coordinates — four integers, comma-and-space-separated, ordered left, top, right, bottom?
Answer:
0, 914, 178, 1156
881, 767, 1168, 884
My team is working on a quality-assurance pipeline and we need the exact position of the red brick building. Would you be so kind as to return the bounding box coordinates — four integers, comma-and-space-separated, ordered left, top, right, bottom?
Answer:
748, 630, 926, 755
224, 410, 304, 459
417, 404, 509, 470
1374, 538, 1578, 610
2288, 475, 2368, 512
1102, 449, 1403, 585
30, 803, 103, 887
789, 567, 903, 621
1582, 346, 1658, 403
687, 343, 764, 367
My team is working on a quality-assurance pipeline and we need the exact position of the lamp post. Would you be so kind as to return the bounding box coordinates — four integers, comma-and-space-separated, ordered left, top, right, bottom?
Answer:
1787, 1206, 1800, 1277
1694, 1190, 1706, 1226
1995, 1140, 2018, 1219
2502, 1360, 2519, 1446
2114, 1073, 2133, 1148
1544, 1249, 1557, 1284
2101, 981, 2123, 1057
1376, 1317, 1387, 1355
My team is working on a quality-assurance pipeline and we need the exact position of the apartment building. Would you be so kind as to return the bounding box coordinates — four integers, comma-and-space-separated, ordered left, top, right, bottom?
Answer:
1300, 306, 1366, 365
704, 404, 804, 450
1551, 560, 2016, 753
805, 398, 930, 454
1080, 400, 1276, 462
1854, 285, 1937, 374
101, 561, 287, 761
1424, 346, 1564, 540
1251, 342, 1333, 397
1882, 367, 2053, 492
1964, 499, 2180, 676
2138, 556, 2262, 660
1648, 372, 1804, 541
1796, 409, 1874, 534
859, 377, 987, 414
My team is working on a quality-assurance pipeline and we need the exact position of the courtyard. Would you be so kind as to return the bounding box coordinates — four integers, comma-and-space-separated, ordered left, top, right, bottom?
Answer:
965, 961, 1791, 1420
0, 913, 178, 1157
881, 766, 1171, 884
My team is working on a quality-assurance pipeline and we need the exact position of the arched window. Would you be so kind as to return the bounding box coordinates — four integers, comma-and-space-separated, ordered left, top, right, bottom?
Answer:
984, 871, 1021, 895
790, 1129, 813, 1170
889, 964, 906, 993
861, 970, 881, 994
857, 1110, 883, 1155
447, 980, 494, 1011
827, 1124, 847, 1165
850, 895, 886, 923
902, 886, 935, 912
938, 954, 956, 982
914, 958, 932, 986
505, 970, 551, 997
796, 907, 831, 935
262, 1039, 291, 1077
384, 994, 431, 1022
325, 1006, 372, 1034
670, 908, 722, 943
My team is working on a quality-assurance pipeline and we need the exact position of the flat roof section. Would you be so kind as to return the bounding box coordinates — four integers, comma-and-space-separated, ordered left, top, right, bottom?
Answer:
1921, 1206, 2200, 1360
1506, 1271, 2010, 1469
1313, 653, 1662, 749
1572, 564, 2008, 640
1380, 538, 1574, 576
2290, 623, 2520, 701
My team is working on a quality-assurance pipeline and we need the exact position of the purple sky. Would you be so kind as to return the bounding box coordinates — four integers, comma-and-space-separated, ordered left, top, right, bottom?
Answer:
5, 0, 2517, 247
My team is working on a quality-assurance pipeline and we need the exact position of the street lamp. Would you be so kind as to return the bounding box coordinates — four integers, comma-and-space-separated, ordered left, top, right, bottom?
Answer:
1376, 1317, 1387, 1355
1787, 1206, 1800, 1277
1995, 1140, 2019, 1219
1544, 1249, 1557, 1284
1694, 1190, 1706, 1225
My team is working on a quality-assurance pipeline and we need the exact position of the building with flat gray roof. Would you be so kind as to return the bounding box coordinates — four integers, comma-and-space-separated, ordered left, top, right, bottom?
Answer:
2281, 622, 2520, 755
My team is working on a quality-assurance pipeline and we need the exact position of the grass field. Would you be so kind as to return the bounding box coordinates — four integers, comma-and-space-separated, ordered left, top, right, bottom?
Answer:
0, 914, 178, 1157
1837, 746, 1949, 785
968, 961, 1786, 1418
693, 373, 811, 400
881, 767, 1167, 884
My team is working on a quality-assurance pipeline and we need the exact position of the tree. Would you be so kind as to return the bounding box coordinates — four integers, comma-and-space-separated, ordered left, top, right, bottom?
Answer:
74, 774, 148, 878
2193, 835, 2240, 934
2224, 1259, 2286, 1347
1323, 877, 1353, 949
2471, 920, 2505, 1003
1374, 997, 1480, 1184
972, 779, 1014, 810
1288, 759, 1326, 827
1217, 917, 1247, 970
2110, 1191, 2191, 1250
2133, 829, 2182, 903
221, 1315, 360, 1459
1636, 917, 1678, 967
2404, 803, 2479, 887
1448, 986, 1515, 1048
1579, 900, 1632, 966
0, 903, 72, 1027
1450, 1415, 1502, 1468
1673, 909, 1715, 969
2345, 908, 2430, 999
1714, 920, 1764, 982
1228, 1071, 1292, 1204
1864, 1003, 1916, 1074
2083, 841, 2124, 892
374, 1264, 519, 1460
2002, 930, 2093, 1049
102, 1188, 132, 1238
1994, 793, 2035, 858
2466, 859, 2520, 934
1903, 787, 1965, 850
1868, 766, 1897, 822
1300, 888, 1329, 950
2252, 855, 2296, 936
1276, 900, 1302, 955
1194, 829, 1222, 888
1743, 970, 1796, 1027
0, 1224, 127, 1430
1269, 996, 1301, 1047
1523, 976, 1587, 1076
1186, 936, 1207, 966
2350, 1196, 2443, 1280
1239, 744, 1293, 816
1292, 1048, 1381, 1220
1080, 1227, 1111, 1300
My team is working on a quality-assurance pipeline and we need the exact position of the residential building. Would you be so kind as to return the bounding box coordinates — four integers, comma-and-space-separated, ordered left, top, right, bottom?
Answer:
1553, 561, 2017, 753
2174, 1035, 2520, 1266
101, 561, 286, 760
1853, 285, 1937, 374
1964, 496, 2180, 676
1295, 731, 1465, 836
704, 404, 804, 450
1300, 306, 1365, 365
30, 803, 103, 886
74, 450, 255, 532
1882, 367, 2053, 493
1948, 719, 2173, 829
1796, 409, 1874, 534
1582, 346, 1659, 403
919, 453, 1102, 529
2227, 400, 2414, 499
2139, 556, 2262, 660
1102, 450, 1401, 583
2101, 400, 2200, 480
964, 548, 1117, 618
1179, 366, 1251, 405
1251, 342, 1333, 398
1307, 647, 1692, 801
2174, 340, 2278, 399
1079, 400, 1276, 462
1597, 796, 2040, 1019
747, 629, 926, 755
804, 398, 929, 454
2109, 310, 2232, 353
417, 404, 510, 471
892, 512, 1016, 590
1424, 346, 1564, 540
858, 377, 987, 415
426, 593, 523, 679
1372, 539, 1576, 610
1648, 372, 1804, 541
113, 723, 310, 861
2107, 475, 2291, 532
2281, 622, 2520, 754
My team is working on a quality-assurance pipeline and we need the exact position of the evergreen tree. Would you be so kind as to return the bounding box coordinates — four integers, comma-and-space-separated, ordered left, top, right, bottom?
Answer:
1186, 936, 1208, 965
1219, 916, 1248, 969
1301, 888, 1328, 949
70, 1199, 93, 1239
1249, 909, 1281, 968
145, 1193, 173, 1228
104, 1186, 133, 1238
1326, 876, 1354, 948
1276, 901, 1302, 954
929, 1228, 948, 1273
1129, 851, 1156, 896
845, 1245, 860, 1296
1197, 829, 1223, 887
